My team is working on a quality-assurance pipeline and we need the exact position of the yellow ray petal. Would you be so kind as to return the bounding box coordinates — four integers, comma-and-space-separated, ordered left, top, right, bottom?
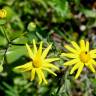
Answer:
90, 53, 96, 58
43, 63, 59, 70
36, 69, 42, 84
90, 49, 96, 54
21, 67, 32, 72
80, 40, 85, 51
71, 41, 80, 50
15, 62, 32, 69
85, 41, 89, 52
65, 45, 77, 53
43, 68, 57, 76
31, 68, 36, 81
92, 60, 96, 65
75, 63, 84, 79
45, 58, 59, 62
61, 53, 78, 58
26, 44, 34, 59
64, 59, 79, 66
88, 64, 95, 73
89, 65, 95, 73
40, 70, 48, 84
70, 62, 80, 74
42, 44, 52, 58
33, 39, 37, 54
37, 41, 43, 56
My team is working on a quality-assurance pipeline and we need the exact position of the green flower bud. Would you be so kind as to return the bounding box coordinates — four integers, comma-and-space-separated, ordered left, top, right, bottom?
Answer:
27, 22, 36, 32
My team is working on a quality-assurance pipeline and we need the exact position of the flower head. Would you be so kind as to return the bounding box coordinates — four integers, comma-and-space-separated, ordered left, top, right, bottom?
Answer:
0, 9, 7, 18
15, 39, 59, 84
61, 40, 96, 79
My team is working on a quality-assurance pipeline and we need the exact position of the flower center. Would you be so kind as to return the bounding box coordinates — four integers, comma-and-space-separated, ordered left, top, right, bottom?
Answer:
80, 51, 90, 63
33, 58, 42, 68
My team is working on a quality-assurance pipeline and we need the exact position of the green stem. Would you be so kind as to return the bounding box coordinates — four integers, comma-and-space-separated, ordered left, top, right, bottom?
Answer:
56, 69, 69, 95
0, 26, 10, 65
56, 78, 62, 94
1, 43, 10, 65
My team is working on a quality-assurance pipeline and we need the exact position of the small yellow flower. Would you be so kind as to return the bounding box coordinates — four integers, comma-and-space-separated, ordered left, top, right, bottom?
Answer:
0, 9, 7, 18
61, 40, 96, 79
15, 39, 59, 84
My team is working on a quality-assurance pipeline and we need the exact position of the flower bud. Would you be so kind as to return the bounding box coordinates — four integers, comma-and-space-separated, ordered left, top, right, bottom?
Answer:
27, 22, 36, 31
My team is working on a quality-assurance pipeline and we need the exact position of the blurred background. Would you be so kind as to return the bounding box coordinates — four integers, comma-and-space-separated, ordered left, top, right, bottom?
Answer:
0, 0, 96, 96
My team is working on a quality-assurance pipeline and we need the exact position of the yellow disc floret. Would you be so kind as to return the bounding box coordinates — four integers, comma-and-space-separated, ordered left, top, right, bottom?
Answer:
33, 57, 42, 68
80, 51, 91, 63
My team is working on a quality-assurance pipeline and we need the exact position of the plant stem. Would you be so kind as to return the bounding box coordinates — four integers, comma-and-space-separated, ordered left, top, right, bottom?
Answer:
0, 26, 10, 65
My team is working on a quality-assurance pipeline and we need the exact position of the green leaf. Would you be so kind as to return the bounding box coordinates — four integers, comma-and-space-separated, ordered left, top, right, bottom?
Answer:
6, 45, 27, 64
0, 19, 6, 25
81, 9, 96, 18
12, 36, 28, 44
0, 36, 8, 46
3, 6, 17, 20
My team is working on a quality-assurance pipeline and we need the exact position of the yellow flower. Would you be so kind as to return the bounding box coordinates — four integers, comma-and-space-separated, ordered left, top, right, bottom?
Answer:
61, 40, 96, 79
15, 39, 59, 84
0, 9, 7, 18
